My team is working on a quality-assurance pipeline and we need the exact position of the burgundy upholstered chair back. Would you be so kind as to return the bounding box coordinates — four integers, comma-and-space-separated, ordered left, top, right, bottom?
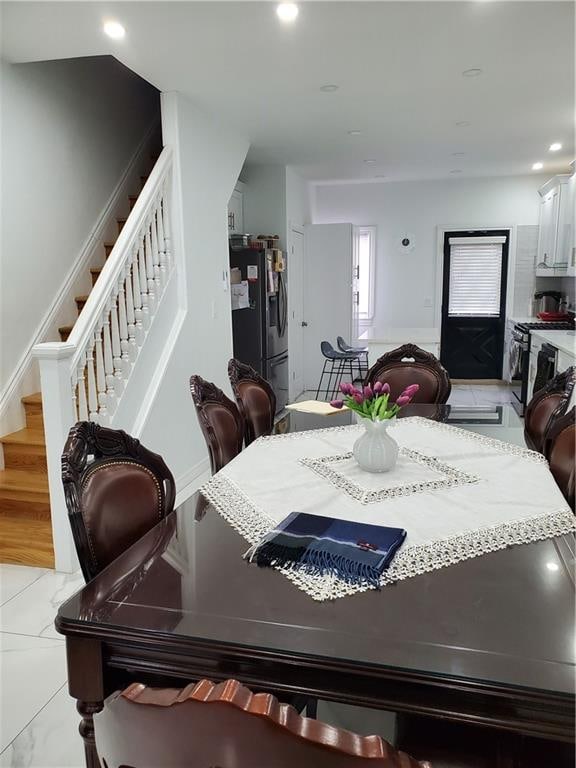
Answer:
228, 358, 276, 445
190, 375, 244, 474
364, 344, 451, 404
544, 407, 575, 510
94, 680, 429, 768
61, 422, 176, 582
524, 367, 575, 453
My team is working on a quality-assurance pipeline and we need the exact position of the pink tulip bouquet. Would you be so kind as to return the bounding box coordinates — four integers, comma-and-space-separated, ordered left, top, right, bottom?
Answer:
330, 381, 419, 420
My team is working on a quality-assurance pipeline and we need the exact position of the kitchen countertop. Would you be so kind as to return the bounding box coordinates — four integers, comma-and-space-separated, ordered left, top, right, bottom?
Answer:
530, 330, 576, 357
359, 327, 440, 343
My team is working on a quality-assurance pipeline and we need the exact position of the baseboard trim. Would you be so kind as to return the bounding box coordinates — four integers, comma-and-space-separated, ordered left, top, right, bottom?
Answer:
175, 458, 211, 506
451, 379, 508, 386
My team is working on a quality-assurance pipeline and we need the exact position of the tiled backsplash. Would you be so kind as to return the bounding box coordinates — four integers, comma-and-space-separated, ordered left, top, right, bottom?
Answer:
513, 225, 539, 317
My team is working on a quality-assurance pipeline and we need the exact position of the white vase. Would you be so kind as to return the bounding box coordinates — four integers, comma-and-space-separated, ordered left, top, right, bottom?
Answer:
353, 416, 399, 473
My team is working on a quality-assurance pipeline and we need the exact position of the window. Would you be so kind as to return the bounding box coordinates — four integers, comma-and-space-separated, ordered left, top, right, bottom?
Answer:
447, 235, 506, 317
354, 226, 376, 320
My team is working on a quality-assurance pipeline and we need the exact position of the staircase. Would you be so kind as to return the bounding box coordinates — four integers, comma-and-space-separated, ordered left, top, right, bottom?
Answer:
0, 152, 169, 569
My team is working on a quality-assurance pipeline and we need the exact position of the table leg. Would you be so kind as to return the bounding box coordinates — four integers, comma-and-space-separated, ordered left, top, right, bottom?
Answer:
77, 700, 103, 768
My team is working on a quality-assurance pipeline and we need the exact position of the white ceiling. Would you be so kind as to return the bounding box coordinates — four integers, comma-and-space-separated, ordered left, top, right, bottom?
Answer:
2, 1, 574, 183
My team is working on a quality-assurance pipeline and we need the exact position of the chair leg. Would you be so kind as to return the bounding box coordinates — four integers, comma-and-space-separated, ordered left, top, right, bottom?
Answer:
315, 360, 328, 400
305, 698, 318, 719
331, 359, 346, 400
326, 360, 338, 401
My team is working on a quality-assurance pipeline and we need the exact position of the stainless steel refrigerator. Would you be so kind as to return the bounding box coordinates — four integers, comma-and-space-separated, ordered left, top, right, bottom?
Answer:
230, 247, 288, 413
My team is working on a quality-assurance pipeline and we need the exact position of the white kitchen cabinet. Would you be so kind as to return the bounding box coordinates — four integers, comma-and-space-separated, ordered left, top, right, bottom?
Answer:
557, 349, 576, 374
227, 182, 245, 235
536, 175, 573, 276
527, 335, 544, 401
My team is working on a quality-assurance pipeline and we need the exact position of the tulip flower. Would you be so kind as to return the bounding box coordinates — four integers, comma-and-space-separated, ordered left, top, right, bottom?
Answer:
373, 381, 383, 394
381, 382, 390, 394
330, 399, 344, 409
339, 382, 352, 395
363, 385, 373, 400
402, 384, 420, 398
353, 393, 364, 405
395, 395, 410, 407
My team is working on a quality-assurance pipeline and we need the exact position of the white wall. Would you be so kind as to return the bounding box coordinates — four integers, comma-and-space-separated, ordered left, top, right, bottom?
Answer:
241, 165, 287, 247
139, 92, 249, 491
313, 175, 544, 329
0, 56, 159, 396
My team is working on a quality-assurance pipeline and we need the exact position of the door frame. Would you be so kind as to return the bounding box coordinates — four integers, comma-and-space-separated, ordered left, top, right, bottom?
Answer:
434, 224, 517, 332
288, 225, 305, 400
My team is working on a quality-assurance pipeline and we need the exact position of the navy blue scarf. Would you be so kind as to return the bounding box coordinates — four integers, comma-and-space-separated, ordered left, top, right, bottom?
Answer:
244, 512, 406, 588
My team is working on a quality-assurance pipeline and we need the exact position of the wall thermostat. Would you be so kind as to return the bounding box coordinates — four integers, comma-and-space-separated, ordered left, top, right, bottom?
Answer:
398, 233, 416, 253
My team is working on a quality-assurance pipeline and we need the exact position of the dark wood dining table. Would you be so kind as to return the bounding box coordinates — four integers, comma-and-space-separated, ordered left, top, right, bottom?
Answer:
55, 405, 575, 767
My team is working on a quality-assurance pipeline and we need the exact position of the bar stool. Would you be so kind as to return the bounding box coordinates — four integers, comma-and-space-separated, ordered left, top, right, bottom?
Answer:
315, 341, 359, 401
337, 336, 369, 382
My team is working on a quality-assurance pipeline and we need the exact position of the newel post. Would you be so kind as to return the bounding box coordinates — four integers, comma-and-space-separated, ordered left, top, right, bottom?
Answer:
32, 342, 79, 573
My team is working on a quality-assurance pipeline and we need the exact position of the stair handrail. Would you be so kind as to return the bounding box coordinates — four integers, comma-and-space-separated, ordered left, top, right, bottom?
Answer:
68, 146, 173, 369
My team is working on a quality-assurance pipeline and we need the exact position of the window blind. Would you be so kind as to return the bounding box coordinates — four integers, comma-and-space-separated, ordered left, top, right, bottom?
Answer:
447, 240, 503, 317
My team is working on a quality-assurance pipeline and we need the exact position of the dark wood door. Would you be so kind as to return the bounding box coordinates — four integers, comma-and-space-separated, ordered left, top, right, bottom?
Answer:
441, 230, 509, 379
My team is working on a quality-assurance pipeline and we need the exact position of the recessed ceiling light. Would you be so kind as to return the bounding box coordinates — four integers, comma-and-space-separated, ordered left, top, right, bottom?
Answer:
532, 162, 544, 171
375, 175, 387, 179
364, 159, 376, 165
450, 169, 462, 174
452, 152, 466, 157
103, 20, 126, 39
348, 130, 362, 136
546, 562, 560, 572
462, 68, 483, 78
549, 142, 562, 152
276, 3, 299, 22
455, 121, 471, 128
320, 84, 339, 93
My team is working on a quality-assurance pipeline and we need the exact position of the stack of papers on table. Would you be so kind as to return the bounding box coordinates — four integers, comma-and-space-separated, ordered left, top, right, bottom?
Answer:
285, 400, 349, 416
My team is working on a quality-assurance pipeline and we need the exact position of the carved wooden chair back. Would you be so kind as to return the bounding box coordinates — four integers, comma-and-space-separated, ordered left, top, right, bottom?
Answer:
524, 367, 575, 453
94, 679, 430, 768
543, 407, 575, 510
364, 344, 451, 404
228, 358, 276, 445
190, 374, 244, 474
61, 422, 176, 582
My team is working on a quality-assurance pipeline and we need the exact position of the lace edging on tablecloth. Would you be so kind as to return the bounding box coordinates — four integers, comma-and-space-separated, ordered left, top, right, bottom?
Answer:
200, 473, 575, 602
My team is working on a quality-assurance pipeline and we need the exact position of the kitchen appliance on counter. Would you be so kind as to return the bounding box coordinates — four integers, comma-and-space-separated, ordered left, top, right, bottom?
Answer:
509, 320, 575, 415
229, 246, 288, 413
532, 291, 562, 316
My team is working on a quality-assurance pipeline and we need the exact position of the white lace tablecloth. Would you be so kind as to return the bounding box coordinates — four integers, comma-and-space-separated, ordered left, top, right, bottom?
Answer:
201, 417, 575, 601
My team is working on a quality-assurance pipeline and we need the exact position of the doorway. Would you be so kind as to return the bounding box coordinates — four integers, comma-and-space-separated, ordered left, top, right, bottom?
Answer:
288, 229, 305, 399
440, 230, 509, 379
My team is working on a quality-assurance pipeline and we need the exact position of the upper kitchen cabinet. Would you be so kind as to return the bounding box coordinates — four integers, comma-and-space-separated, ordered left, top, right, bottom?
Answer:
536, 174, 574, 276
227, 181, 246, 235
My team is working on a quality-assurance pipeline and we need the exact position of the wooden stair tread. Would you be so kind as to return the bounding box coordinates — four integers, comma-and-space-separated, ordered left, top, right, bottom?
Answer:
90, 267, 102, 275
75, 294, 89, 302
58, 324, 74, 334
0, 469, 49, 494
0, 428, 46, 446
21, 392, 42, 405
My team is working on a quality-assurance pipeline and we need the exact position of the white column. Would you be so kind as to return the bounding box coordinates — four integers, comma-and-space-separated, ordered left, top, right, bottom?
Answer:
32, 342, 79, 574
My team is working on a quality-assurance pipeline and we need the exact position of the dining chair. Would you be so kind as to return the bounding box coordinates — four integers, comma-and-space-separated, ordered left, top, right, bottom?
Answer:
94, 679, 429, 768
315, 341, 359, 401
524, 366, 575, 453
228, 358, 276, 445
337, 335, 369, 381
364, 344, 451, 404
543, 406, 575, 509
61, 421, 176, 582
190, 374, 244, 474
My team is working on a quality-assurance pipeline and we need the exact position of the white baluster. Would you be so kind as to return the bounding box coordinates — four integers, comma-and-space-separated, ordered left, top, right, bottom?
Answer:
156, 193, 167, 286
86, 342, 98, 422
151, 209, 162, 294
102, 308, 116, 408
145, 223, 156, 314
77, 357, 89, 421
94, 326, 108, 418
138, 239, 151, 330
124, 263, 138, 359
109, 294, 124, 392
71, 368, 79, 422
117, 275, 131, 375
162, 182, 172, 272
132, 245, 144, 343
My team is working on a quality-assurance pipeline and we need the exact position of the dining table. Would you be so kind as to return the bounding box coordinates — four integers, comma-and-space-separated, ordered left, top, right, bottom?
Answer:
55, 403, 575, 768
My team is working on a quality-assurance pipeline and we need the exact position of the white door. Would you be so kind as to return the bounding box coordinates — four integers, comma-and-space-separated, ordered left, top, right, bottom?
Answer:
288, 229, 305, 399
303, 223, 353, 391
